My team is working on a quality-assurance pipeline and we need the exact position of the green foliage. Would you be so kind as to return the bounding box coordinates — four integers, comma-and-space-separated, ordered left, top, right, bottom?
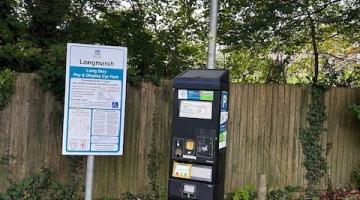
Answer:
298, 84, 328, 198
219, 0, 360, 84
0, 0, 209, 98
1, 0, 359, 90
226, 184, 256, 200
61, 156, 84, 199
0, 169, 82, 200
147, 103, 165, 200
0, 169, 52, 200
267, 186, 301, 200
0, 0, 25, 45
350, 104, 360, 121
351, 167, 360, 189
120, 192, 154, 200
0, 40, 43, 72
37, 44, 66, 101
224, 49, 271, 83
219, 0, 359, 50
0, 69, 15, 109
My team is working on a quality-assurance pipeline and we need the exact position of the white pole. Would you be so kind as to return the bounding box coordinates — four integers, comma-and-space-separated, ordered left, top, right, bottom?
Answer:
85, 155, 95, 200
206, 0, 219, 69
84, 43, 101, 200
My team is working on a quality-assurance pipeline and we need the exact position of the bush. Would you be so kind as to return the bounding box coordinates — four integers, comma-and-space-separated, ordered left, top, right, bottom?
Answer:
351, 167, 360, 189
0, 69, 16, 109
120, 192, 155, 200
0, 169, 82, 200
350, 104, 360, 121
320, 188, 360, 199
37, 44, 66, 102
226, 184, 256, 200
267, 186, 301, 200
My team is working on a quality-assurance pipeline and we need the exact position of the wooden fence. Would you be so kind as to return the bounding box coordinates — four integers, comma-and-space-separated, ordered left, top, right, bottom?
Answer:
1, 74, 360, 198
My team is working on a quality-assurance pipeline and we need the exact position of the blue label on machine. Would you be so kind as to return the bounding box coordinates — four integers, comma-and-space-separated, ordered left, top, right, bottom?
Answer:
219, 91, 229, 149
178, 90, 214, 101
221, 91, 228, 111
187, 90, 201, 100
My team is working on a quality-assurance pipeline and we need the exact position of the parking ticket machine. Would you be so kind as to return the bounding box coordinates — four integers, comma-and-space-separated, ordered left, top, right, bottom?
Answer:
168, 69, 229, 200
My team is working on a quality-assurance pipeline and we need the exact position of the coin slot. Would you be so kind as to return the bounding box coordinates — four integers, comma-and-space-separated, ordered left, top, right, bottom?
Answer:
186, 139, 194, 150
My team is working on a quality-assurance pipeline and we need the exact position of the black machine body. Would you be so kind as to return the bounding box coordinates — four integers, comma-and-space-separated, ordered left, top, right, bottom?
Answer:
168, 69, 229, 200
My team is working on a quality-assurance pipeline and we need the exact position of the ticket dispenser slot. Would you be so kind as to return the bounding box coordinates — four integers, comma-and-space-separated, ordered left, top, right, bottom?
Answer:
183, 184, 196, 198
168, 69, 229, 200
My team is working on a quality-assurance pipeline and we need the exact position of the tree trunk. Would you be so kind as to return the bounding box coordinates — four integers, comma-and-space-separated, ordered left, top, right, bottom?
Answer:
309, 16, 319, 83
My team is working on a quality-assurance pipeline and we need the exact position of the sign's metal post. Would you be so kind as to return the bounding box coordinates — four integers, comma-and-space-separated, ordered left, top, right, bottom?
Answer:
206, 0, 219, 70
85, 155, 95, 200
84, 42, 99, 200
83, 42, 100, 200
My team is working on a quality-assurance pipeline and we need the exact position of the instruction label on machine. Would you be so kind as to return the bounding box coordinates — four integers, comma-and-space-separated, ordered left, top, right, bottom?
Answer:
219, 91, 228, 149
62, 43, 127, 155
178, 89, 213, 120
179, 100, 212, 120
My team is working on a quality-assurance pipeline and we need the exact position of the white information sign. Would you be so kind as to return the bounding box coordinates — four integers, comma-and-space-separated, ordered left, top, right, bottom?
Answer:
62, 43, 127, 155
179, 100, 212, 119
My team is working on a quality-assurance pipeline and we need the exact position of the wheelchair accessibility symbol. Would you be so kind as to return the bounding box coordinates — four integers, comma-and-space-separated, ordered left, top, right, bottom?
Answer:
112, 102, 119, 108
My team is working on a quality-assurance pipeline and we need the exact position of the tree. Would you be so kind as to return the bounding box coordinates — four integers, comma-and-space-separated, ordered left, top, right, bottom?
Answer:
96, 8, 159, 82
23, 0, 71, 47
0, 0, 23, 45
219, 0, 360, 83
140, 0, 208, 77
0, 0, 42, 72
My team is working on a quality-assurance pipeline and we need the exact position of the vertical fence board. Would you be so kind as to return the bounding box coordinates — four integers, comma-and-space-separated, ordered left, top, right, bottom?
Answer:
328, 88, 337, 185
239, 84, 248, 186
264, 85, 272, 188
269, 85, 276, 188
321, 87, 330, 188
231, 84, 242, 188
334, 88, 343, 184
225, 84, 237, 191
245, 84, 254, 184
250, 84, 258, 185
286, 85, 294, 185
257, 85, 267, 178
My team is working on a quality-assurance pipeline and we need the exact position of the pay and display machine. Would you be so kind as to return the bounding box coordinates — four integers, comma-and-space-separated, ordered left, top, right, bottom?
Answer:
168, 69, 229, 200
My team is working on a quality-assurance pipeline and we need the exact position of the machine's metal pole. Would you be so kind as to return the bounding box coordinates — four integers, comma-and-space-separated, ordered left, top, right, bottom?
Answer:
85, 155, 95, 200
206, 0, 219, 69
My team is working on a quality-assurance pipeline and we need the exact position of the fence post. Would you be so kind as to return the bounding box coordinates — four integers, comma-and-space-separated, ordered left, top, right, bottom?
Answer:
257, 174, 267, 200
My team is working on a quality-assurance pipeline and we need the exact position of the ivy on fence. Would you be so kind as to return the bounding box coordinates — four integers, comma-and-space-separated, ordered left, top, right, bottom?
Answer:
0, 69, 16, 110
299, 84, 328, 198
